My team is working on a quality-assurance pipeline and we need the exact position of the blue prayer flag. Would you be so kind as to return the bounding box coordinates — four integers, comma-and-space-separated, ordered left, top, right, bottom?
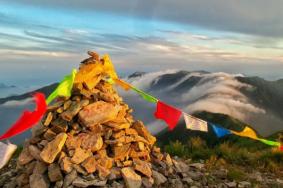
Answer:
210, 123, 231, 138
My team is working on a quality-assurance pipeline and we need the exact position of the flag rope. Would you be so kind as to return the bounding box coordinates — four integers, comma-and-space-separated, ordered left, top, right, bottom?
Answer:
110, 77, 282, 149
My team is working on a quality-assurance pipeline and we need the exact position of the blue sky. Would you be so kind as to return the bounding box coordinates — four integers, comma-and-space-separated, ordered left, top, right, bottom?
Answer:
0, 0, 283, 87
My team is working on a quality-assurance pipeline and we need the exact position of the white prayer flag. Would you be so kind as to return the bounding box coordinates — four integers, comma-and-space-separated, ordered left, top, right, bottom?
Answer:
0, 141, 17, 169
183, 113, 208, 132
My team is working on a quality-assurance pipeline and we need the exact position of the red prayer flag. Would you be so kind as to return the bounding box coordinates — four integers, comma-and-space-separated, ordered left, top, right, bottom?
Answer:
280, 145, 283, 151
0, 92, 47, 140
154, 100, 182, 130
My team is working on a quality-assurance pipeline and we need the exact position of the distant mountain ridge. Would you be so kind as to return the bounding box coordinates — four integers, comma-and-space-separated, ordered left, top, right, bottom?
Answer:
124, 70, 283, 136
0, 83, 57, 105
0, 83, 15, 89
0, 70, 282, 144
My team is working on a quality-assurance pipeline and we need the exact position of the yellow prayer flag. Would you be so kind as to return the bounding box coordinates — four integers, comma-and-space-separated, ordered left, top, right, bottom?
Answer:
231, 126, 259, 140
102, 54, 118, 79
114, 78, 132, 90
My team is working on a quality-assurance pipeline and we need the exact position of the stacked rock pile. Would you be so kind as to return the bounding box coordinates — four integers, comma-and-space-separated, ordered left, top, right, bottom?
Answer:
13, 52, 187, 188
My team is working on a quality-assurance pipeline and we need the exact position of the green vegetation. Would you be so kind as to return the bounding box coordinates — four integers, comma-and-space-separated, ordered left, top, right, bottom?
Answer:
163, 137, 283, 174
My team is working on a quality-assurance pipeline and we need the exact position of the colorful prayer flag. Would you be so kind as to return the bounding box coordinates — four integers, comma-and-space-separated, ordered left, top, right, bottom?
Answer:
211, 123, 231, 138
102, 54, 118, 79
114, 78, 132, 90
0, 142, 17, 169
154, 101, 182, 130
132, 86, 158, 103
280, 146, 283, 151
231, 126, 259, 140
183, 113, 208, 132
0, 93, 47, 140
47, 69, 77, 104
258, 139, 281, 147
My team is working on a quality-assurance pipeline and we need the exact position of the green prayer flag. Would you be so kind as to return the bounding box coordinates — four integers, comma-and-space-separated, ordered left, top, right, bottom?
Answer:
46, 69, 77, 104
131, 86, 158, 103
259, 138, 281, 147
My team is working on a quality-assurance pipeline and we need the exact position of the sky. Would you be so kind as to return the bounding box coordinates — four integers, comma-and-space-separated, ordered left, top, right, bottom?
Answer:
1, 0, 283, 88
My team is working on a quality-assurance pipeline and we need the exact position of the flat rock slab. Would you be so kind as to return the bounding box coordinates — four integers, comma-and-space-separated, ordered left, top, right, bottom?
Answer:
121, 167, 142, 188
40, 133, 67, 164
79, 101, 120, 128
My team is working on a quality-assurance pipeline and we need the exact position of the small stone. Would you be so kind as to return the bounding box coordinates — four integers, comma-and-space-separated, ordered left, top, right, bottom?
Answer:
38, 140, 49, 148
225, 182, 237, 188
81, 156, 97, 173
72, 177, 107, 187
28, 145, 42, 161
276, 179, 283, 184
133, 159, 152, 177
18, 148, 34, 165
48, 164, 63, 182
47, 100, 64, 111
96, 164, 111, 179
63, 170, 77, 188
32, 123, 47, 137
63, 100, 72, 110
238, 181, 251, 188
29, 173, 50, 188
33, 161, 47, 174
50, 118, 68, 133
73, 164, 88, 175
187, 171, 202, 181
152, 170, 167, 185
113, 143, 131, 161
123, 160, 133, 167
164, 153, 173, 166
105, 121, 130, 130
43, 112, 53, 126
182, 177, 193, 185
189, 163, 204, 170
138, 142, 145, 151
170, 179, 183, 188
173, 160, 189, 173
78, 101, 120, 127
60, 157, 73, 173
40, 133, 67, 163
129, 150, 149, 159
132, 121, 156, 146
16, 173, 29, 187
54, 107, 63, 113
71, 147, 92, 164
26, 161, 36, 174
81, 133, 103, 152
109, 167, 122, 180
55, 180, 63, 188
142, 177, 154, 188
112, 130, 125, 139
121, 167, 142, 188
125, 128, 138, 135
61, 100, 89, 121
43, 129, 57, 141
65, 134, 82, 150
57, 151, 67, 163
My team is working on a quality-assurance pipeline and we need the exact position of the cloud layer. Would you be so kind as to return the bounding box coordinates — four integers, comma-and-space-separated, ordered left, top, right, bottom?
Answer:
4, 0, 283, 38
121, 70, 282, 136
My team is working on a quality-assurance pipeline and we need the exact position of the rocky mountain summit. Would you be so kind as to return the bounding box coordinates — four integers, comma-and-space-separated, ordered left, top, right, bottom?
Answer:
0, 52, 282, 188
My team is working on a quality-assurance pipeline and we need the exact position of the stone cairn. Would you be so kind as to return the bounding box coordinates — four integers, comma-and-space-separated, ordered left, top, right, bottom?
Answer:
14, 52, 189, 188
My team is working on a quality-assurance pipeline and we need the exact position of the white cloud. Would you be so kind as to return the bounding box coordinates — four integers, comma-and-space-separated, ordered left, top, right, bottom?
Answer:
1, 98, 33, 107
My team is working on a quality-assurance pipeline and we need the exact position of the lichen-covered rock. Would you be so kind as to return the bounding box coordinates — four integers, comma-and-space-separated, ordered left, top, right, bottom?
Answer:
78, 101, 120, 127
48, 163, 63, 182
29, 173, 50, 188
121, 167, 142, 188
40, 133, 67, 163
18, 148, 34, 165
